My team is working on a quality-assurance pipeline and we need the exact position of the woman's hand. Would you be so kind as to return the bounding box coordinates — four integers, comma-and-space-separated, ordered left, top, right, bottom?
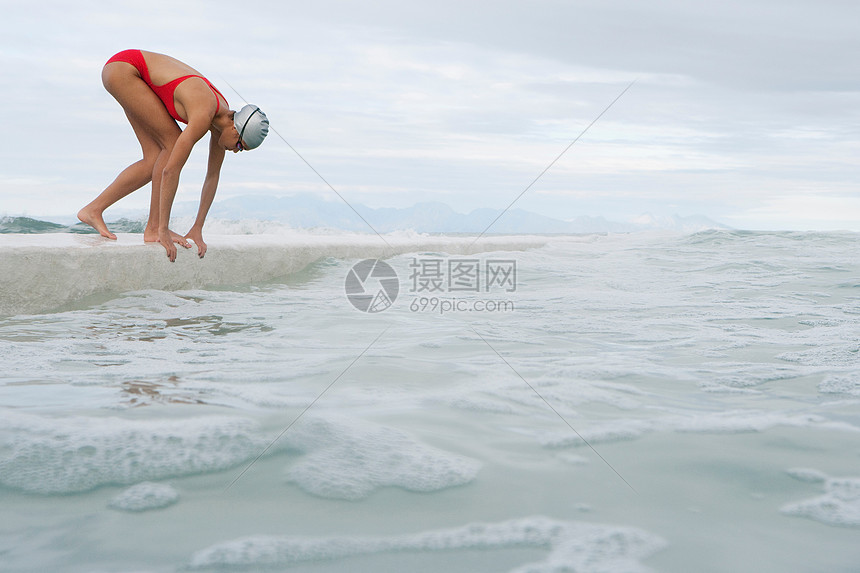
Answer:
184, 226, 207, 258
158, 228, 178, 262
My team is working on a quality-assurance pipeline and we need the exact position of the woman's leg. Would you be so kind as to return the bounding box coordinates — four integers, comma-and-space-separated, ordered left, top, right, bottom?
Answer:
77, 113, 161, 239
78, 60, 184, 243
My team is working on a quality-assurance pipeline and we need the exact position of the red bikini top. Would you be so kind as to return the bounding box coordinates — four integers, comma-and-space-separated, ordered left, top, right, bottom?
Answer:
150, 75, 229, 124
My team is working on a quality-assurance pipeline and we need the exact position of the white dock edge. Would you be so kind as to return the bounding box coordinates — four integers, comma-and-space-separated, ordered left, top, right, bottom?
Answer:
0, 233, 548, 316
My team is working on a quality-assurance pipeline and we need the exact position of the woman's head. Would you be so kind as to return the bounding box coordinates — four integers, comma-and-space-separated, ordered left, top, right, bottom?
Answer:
234, 104, 269, 150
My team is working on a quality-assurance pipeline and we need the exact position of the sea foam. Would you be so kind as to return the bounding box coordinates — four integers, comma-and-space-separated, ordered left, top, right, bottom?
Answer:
283, 416, 481, 500
0, 411, 266, 494
188, 516, 666, 572
537, 410, 860, 448
818, 373, 860, 396
782, 472, 860, 528
108, 481, 179, 512
0, 411, 480, 498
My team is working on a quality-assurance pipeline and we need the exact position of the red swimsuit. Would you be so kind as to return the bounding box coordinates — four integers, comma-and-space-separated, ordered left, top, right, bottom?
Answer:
106, 49, 228, 124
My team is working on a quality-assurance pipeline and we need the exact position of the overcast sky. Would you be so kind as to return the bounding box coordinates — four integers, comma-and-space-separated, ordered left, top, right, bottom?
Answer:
2, 0, 859, 230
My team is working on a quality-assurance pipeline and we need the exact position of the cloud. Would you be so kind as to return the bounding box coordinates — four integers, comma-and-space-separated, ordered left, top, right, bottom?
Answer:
1, 0, 858, 228
730, 193, 860, 230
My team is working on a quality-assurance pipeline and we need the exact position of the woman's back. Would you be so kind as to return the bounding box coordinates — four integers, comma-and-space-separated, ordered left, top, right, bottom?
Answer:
140, 50, 205, 86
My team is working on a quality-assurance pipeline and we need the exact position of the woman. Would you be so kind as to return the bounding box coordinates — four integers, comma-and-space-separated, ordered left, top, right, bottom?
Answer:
77, 49, 269, 262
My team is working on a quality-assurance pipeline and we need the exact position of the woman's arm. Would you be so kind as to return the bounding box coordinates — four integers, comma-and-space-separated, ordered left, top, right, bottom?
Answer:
157, 114, 212, 262
184, 132, 227, 258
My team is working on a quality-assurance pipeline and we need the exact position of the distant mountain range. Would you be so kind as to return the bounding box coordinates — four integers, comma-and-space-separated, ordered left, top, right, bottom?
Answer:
13, 194, 730, 235
169, 194, 730, 234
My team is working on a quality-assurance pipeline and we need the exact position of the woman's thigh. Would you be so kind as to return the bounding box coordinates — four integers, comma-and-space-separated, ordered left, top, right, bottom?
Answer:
102, 62, 181, 151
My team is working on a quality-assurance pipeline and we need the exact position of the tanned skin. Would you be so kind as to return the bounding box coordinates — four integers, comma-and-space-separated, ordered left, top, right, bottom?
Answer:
78, 51, 246, 261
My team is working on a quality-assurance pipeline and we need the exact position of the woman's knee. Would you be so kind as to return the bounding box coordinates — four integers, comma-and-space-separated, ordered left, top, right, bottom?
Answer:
140, 122, 180, 151
151, 147, 173, 168
140, 153, 158, 174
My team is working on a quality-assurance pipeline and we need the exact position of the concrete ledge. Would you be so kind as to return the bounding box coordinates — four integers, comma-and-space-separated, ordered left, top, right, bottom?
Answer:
0, 233, 548, 316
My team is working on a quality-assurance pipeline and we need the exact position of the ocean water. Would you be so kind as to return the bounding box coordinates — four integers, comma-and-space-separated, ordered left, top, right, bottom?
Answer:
1, 227, 859, 572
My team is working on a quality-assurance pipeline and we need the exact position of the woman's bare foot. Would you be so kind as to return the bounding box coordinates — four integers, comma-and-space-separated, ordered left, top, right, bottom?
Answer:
77, 206, 117, 240
144, 227, 190, 248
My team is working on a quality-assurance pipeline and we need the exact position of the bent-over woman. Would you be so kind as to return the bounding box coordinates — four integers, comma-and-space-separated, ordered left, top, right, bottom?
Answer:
78, 49, 269, 261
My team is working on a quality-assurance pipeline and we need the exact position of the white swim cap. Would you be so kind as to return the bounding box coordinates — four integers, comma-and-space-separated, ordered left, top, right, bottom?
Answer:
234, 104, 269, 150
